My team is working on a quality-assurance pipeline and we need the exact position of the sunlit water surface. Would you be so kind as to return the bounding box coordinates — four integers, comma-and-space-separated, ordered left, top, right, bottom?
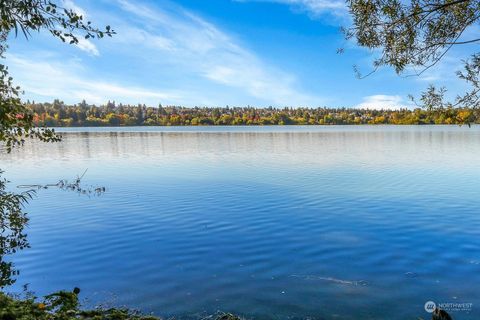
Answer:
1, 126, 479, 319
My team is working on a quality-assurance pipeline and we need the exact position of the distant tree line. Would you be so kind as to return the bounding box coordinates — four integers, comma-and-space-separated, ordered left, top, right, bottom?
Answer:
26, 100, 479, 126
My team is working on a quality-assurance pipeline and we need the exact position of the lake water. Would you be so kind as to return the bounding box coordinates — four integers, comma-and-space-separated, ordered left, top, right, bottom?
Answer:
1, 125, 479, 319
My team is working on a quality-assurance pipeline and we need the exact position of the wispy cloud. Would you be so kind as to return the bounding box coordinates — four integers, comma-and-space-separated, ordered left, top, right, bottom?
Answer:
112, 0, 319, 106
9, 0, 321, 106
61, 1, 100, 56
356, 95, 413, 110
235, 0, 347, 18
75, 36, 100, 56
7, 54, 182, 105
62, 0, 87, 18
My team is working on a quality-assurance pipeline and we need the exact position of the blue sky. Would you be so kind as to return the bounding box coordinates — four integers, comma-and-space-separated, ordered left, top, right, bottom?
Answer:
5, 0, 473, 108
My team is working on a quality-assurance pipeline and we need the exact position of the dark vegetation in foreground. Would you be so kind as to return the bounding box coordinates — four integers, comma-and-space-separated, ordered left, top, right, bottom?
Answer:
0, 288, 454, 320
28, 100, 479, 126
0, 289, 243, 320
0, 289, 157, 320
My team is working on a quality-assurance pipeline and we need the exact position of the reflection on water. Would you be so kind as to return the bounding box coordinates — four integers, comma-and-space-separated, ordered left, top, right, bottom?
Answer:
0, 126, 479, 320
0, 172, 30, 287
0, 171, 106, 287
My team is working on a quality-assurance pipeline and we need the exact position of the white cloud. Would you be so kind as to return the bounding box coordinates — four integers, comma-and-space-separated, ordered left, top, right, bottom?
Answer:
8, 0, 321, 106
235, 0, 347, 17
75, 36, 99, 56
112, 26, 175, 52
356, 95, 413, 110
62, 0, 87, 18
7, 54, 183, 105
60, 1, 100, 56
112, 0, 319, 106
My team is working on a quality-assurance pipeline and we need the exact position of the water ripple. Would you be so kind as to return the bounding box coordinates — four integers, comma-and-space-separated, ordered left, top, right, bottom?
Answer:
1, 126, 479, 319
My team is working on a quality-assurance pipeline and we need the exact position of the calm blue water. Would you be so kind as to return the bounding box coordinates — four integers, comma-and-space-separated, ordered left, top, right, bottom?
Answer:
1, 126, 479, 319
